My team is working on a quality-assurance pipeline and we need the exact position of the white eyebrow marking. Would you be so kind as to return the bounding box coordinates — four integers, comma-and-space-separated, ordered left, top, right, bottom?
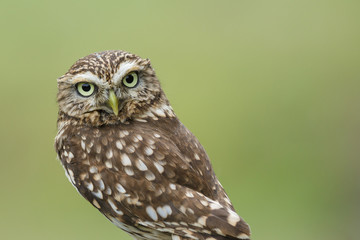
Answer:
68, 72, 108, 87
112, 61, 142, 85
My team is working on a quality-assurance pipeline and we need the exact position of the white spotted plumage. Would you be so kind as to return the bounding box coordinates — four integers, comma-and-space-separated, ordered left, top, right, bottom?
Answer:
55, 50, 250, 240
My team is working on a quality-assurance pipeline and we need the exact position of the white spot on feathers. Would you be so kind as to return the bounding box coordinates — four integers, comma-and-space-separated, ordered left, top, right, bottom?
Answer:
93, 173, 101, 181
119, 130, 129, 138
97, 179, 105, 190
132, 136, 139, 142
214, 228, 225, 236
80, 173, 88, 180
179, 205, 186, 214
163, 205, 172, 215
227, 211, 241, 226
116, 183, 126, 193
144, 146, 153, 156
105, 160, 112, 168
146, 206, 158, 221
198, 216, 207, 226
185, 191, 194, 198
125, 167, 134, 176
172, 235, 180, 240
155, 108, 166, 117
106, 149, 113, 159
200, 200, 209, 206
67, 169, 75, 184
126, 145, 135, 153
85, 181, 94, 191
146, 138, 155, 145
81, 140, 86, 151
136, 159, 148, 171
155, 152, 165, 160
135, 118, 147, 122
92, 189, 103, 199
187, 208, 194, 215
154, 162, 164, 173
121, 153, 132, 166
107, 199, 124, 215
238, 233, 250, 239
145, 171, 155, 181
210, 202, 222, 210
104, 187, 112, 195
93, 199, 100, 208
156, 206, 168, 218
115, 140, 123, 150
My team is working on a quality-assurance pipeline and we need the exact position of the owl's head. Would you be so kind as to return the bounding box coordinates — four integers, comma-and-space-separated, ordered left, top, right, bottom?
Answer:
57, 50, 173, 125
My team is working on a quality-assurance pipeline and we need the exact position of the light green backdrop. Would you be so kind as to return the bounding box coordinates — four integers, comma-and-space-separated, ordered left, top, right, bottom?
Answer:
0, 1, 359, 240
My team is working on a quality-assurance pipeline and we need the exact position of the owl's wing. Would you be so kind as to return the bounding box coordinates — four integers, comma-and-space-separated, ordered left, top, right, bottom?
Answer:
168, 120, 236, 210
120, 118, 236, 210
106, 167, 250, 240
58, 123, 250, 239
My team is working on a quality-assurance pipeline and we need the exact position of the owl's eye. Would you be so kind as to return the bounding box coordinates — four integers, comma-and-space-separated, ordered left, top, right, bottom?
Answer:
76, 83, 96, 97
122, 72, 139, 88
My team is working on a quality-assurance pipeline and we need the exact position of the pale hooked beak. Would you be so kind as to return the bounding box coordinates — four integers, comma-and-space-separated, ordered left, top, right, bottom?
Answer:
107, 90, 119, 116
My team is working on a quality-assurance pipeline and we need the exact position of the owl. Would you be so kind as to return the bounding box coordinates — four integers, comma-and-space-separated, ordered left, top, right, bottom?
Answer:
55, 50, 250, 240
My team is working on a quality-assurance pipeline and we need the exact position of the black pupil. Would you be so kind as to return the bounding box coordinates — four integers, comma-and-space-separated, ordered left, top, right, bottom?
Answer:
125, 75, 134, 84
82, 84, 91, 92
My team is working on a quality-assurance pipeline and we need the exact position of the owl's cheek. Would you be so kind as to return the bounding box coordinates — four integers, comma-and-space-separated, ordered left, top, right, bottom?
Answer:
61, 101, 92, 117
77, 103, 85, 110
59, 103, 80, 117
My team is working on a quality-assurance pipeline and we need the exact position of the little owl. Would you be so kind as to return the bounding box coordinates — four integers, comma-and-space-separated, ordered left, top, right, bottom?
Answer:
55, 50, 250, 240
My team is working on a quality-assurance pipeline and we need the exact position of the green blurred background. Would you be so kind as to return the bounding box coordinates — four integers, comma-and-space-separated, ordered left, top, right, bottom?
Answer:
0, 0, 359, 239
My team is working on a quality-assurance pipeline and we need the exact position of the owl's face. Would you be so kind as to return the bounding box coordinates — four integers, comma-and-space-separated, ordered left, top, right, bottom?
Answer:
57, 51, 167, 125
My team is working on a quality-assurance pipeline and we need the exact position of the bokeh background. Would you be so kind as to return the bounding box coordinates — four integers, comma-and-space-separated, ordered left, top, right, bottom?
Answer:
0, 0, 359, 239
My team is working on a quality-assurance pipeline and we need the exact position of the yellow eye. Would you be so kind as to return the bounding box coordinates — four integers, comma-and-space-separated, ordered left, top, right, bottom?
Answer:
76, 82, 95, 97
122, 72, 139, 88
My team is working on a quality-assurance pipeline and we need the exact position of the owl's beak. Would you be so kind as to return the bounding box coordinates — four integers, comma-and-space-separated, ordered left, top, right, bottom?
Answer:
107, 90, 119, 116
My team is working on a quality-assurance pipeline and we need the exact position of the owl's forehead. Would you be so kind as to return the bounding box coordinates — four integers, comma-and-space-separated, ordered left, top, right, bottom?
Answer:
64, 50, 150, 84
